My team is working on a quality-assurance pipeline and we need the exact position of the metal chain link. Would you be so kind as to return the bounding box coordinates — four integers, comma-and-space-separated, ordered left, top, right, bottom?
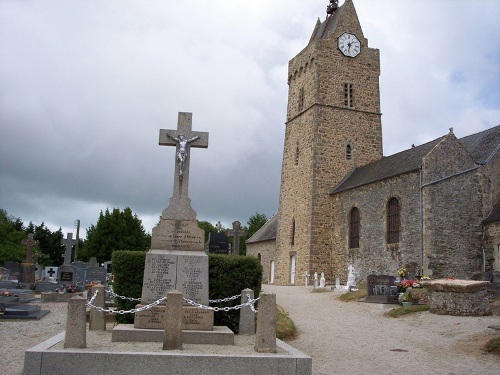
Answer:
183, 294, 259, 313
86, 288, 167, 315
209, 294, 241, 304
106, 286, 142, 302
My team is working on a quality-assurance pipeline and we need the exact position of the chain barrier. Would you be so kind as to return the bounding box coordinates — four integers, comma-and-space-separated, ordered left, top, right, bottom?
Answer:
87, 288, 258, 314
183, 294, 259, 313
86, 288, 167, 315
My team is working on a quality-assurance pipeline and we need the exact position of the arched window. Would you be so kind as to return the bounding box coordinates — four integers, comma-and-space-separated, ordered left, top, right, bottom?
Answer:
386, 197, 400, 244
295, 142, 300, 165
298, 87, 305, 112
349, 207, 360, 248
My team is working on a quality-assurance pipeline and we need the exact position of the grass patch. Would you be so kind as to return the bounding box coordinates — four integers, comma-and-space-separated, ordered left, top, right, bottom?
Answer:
338, 289, 367, 302
385, 304, 430, 318
485, 336, 500, 354
276, 305, 298, 340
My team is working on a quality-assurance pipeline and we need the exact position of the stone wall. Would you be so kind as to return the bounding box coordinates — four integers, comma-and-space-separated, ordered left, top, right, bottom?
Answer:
246, 240, 276, 284
332, 171, 421, 283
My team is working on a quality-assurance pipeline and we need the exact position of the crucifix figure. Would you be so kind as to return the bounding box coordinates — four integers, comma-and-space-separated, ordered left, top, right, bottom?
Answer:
166, 133, 200, 180
21, 233, 38, 264
159, 112, 209, 221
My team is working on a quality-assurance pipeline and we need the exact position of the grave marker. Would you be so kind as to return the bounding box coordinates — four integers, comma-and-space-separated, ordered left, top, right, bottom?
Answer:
226, 221, 247, 256
58, 233, 77, 286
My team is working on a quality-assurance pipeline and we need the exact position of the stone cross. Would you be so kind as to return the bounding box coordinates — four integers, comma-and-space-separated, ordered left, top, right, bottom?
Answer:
226, 221, 247, 255
21, 234, 38, 264
61, 233, 78, 265
159, 112, 209, 221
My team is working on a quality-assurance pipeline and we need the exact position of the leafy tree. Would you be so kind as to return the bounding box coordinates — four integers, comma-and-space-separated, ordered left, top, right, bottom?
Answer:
197, 220, 218, 243
84, 207, 150, 263
0, 209, 26, 264
247, 212, 268, 238
27, 222, 64, 266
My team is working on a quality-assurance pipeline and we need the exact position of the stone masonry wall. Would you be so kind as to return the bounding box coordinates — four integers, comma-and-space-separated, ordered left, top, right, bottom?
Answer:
332, 171, 422, 283
422, 134, 484, 278
245, 240, 276, 284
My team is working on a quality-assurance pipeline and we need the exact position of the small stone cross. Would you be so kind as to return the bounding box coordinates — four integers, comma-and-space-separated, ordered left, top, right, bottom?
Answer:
226, 221, 247, 255
158, 112, 209, 220
61, 233, 78, 265
21, 234, 39, 264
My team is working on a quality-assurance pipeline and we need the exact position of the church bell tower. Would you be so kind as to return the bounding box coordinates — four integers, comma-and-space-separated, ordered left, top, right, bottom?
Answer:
274, 0, 383, 285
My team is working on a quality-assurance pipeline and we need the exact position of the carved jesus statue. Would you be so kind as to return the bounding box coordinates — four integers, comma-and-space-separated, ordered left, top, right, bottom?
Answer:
167, 133, 200, 179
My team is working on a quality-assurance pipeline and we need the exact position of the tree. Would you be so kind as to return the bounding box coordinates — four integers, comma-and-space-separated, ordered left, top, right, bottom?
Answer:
84, 207, 150, 263
27, 222, 64, 267
197, 220, 218, 243
247, 212, 268, 238
0, 209, 26, 264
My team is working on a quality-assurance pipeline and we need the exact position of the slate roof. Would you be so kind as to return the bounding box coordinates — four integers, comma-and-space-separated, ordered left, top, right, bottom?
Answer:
310, 5, 343, 41
246, 213, 278, 244
331, 125, 500, 195
484, 199, 500, 224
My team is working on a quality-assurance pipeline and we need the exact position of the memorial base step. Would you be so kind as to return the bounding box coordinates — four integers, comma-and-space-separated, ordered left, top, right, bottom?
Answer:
112, 324, 234, 345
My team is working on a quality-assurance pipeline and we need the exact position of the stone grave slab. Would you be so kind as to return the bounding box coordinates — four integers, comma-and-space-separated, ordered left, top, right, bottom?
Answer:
364, 274, 398, 304
0, 302, 49, 320
35, 281, 58, 293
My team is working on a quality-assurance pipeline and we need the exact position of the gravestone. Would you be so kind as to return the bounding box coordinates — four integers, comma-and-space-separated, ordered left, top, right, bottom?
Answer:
226, 221, 247, 256
135, 112, 211, 330
72, 261, 89, 288
20, 234, 38, 284
208, 232, 229, 254
364, 274, 398, 304
86, 264, 107, 286
57, 233, 77, 286
43, 266, 58, 280
4, 261, 21, 280
0, 267, 11, 280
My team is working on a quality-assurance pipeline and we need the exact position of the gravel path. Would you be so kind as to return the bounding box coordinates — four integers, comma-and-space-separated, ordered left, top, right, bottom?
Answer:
1, 287, 499, 375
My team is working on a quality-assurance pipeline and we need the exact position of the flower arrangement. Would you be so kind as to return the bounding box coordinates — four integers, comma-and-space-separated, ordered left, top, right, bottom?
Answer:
396, 279, 415, 293
65, 285, 76, 293
397, 268, 407, 278
0, 291, 13, 297
421, 275, 430, 281
403, 291, 413, 302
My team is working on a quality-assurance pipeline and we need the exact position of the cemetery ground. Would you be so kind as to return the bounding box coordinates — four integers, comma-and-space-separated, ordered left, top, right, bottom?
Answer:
0, 288, 499, 375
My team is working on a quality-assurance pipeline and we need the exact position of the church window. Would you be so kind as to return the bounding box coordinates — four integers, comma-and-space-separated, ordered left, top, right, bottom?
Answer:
346, 143, 352, 160
344, 83, 353, 107
291, 218, 296, 246
295, 142, 300, 165
386, 197, 400, 244
349, 207, 360, 248
298, 87, 305, 112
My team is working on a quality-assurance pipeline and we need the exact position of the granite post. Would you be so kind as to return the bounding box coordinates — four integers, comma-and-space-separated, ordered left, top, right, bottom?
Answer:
64, 296, 87, 348
89, 284, 106, 331
239, 288, 255, 335
254, 292, 276, 353
163, 290, 183, 350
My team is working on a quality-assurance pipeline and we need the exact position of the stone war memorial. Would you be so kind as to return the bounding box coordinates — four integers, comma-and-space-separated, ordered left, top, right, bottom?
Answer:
23, 112, 311, 375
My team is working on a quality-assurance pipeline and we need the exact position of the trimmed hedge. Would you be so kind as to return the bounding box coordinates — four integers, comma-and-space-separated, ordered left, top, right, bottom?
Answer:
112, 250, 146, 324
111, 251, 263, 332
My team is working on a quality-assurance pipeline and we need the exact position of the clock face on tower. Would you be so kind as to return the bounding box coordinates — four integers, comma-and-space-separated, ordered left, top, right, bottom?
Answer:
338, 32, 361, 57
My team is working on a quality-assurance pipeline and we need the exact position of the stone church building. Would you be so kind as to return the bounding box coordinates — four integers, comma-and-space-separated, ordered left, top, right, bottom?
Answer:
246, 0, 500, 285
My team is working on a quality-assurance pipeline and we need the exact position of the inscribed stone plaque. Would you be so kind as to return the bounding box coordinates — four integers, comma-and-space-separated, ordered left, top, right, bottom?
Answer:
151, 219, 205, 251
134, 305, 213, 330
140, 250, 209, 305
208, 232, 229, 254
58, 265, 75, 285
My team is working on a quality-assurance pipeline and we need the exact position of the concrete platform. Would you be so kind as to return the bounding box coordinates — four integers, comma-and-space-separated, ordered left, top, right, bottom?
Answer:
112, 324, 235, 345
24, 331, 312, 375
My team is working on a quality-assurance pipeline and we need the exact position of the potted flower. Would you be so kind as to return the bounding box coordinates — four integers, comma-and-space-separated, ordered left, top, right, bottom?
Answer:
397, 267, 407, 279
401, 291, 413, 307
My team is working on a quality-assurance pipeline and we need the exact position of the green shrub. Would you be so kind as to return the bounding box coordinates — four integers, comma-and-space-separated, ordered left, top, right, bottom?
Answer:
208, 254, 263, 333
112, 250, 146, 324
111, 252, 263, 330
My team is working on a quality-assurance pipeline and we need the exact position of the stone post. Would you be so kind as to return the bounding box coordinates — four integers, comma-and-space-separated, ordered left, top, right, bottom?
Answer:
64, 295, 87, 348
89, 284, 106, 331
163, 290, 183, 350
254, 291, 276, 353
239, 288, 255, 335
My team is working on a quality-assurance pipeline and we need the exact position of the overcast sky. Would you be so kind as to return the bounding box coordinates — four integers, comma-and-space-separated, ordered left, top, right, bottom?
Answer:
1, 0, 499, 239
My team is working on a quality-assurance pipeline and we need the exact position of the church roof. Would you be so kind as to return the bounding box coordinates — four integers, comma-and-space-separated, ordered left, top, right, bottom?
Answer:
310, 5, 343, 41
331, 124, 500, 194
246, 213, 278, 244
484, 199, 500, 224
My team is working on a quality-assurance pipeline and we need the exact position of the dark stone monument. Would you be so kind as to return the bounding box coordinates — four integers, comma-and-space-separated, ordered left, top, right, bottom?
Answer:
364, 274, 398, 304
208, 232, 229, 254
4, 261, 21, 280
